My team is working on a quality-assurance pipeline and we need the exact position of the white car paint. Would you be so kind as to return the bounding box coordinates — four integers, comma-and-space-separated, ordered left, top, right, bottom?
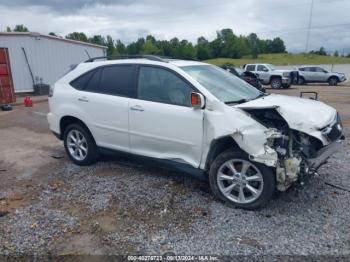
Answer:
48, 58, 343, 192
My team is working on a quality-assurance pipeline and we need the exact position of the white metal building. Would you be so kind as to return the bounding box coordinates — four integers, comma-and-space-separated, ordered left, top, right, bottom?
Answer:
0, 32, 106, 93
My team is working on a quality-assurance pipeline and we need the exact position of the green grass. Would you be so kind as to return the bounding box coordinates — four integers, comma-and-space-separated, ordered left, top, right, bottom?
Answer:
204, 53, 350, 66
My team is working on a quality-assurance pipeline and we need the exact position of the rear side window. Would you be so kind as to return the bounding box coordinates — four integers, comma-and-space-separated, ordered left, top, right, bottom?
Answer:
85, 69, 101, 92
309, 67, 317, 72
99, 65, 134, 96
70, 70, 95, 90
71, 65, 135, 96
245, 65, 255, 71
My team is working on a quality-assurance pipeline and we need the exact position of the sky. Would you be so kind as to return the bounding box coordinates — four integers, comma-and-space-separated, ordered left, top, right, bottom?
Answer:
0, 0, 349, 54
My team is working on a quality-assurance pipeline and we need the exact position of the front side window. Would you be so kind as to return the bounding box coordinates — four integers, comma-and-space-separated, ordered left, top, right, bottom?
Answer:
182, 65, 261, 104
316, 67, 327, 73
137, 66, 192, 106
257, 65, 268, 72
309, 67, 317, 72
265, 64, 276, 70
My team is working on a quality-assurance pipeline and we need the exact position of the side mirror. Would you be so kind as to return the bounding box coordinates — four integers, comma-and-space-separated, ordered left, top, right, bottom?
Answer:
191, 92, 205, 109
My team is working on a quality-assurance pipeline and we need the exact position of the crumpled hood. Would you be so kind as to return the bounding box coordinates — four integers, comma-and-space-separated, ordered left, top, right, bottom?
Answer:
236, 94, 337, 132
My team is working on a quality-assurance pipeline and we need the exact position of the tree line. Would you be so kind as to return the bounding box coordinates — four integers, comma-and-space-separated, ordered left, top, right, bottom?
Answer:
5, 24, 347, 59
5, 24, 285, 59
65, 29, 286, 60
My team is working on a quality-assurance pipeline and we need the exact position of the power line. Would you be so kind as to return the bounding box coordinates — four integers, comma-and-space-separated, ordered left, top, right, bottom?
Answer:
305, 0, 314, 52
257, 22, 350, 34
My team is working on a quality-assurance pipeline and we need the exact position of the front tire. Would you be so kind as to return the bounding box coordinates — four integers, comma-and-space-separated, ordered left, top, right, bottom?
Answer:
270, 77, 282, 89
63, 123, 98, 166
209, 149, 275, 210
328, 77, 338, 86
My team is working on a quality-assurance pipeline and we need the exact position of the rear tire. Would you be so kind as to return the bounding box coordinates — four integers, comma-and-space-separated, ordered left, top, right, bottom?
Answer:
63, 123, 98, 166
209, 149, 275, 210
297, 77, 305, 85
282, 83, 291, 89
328, 77, 338, 86
270, 77, 282, 89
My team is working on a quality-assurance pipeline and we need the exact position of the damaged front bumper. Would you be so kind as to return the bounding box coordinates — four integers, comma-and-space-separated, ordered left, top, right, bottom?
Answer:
276, 137, 344, 191
307, 138, 344, 170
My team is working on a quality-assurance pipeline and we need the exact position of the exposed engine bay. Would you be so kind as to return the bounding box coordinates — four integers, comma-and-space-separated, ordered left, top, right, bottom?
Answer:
242, 107, 343, 191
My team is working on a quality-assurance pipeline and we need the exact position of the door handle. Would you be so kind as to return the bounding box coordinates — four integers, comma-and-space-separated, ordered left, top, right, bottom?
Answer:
130, 105, 144, 112
78, 97, 89, 102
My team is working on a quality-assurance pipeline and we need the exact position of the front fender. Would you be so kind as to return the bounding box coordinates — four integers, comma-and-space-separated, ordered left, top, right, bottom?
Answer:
200, 100, 279, 169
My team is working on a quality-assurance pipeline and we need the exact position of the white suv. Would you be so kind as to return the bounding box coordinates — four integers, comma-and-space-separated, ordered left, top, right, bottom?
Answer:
47, 56, 344, 209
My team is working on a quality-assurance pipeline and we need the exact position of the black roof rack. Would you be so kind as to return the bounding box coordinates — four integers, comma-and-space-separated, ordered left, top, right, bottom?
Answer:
84, 55, 168, 63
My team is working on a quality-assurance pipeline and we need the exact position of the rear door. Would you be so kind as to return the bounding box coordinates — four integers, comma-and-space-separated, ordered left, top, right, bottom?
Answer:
129, 65, 204, 167
70, 64, 136, 152
307, 67, 318, 82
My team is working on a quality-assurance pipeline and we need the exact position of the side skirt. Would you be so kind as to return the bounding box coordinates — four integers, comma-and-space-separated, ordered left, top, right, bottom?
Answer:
97, 147, 208, 181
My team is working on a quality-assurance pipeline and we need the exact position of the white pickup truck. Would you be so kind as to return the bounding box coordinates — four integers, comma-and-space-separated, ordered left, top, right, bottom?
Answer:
244, 63, 294, 89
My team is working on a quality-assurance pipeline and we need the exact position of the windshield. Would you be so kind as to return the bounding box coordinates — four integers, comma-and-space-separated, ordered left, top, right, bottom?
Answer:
266, 64, 276, 70
181, 65, 262, 103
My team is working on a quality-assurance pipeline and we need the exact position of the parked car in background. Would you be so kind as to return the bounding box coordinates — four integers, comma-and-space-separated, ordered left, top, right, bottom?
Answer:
297, 66, 346, 86
47, 56, 344, 209
221, 65, 265, 92
244, 63, 296, 89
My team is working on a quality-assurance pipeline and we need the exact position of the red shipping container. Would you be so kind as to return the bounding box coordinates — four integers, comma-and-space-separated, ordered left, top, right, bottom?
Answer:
0, 48, 16, 104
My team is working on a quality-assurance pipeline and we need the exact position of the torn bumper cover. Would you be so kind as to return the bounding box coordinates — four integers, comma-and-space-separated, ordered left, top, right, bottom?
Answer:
233, 125, 344, 191
276, 137, 344, 191
307, 138, 344, 170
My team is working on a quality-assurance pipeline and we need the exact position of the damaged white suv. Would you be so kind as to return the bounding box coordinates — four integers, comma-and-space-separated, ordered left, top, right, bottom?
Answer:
47, 56, 344, 209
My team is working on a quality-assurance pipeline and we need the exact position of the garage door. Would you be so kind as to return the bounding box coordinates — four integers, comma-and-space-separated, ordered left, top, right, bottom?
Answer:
0, 48, 16, 104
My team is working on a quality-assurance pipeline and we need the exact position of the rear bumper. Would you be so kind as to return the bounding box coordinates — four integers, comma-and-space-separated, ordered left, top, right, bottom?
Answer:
47, 112, 60, 137
307, 137, 344, 170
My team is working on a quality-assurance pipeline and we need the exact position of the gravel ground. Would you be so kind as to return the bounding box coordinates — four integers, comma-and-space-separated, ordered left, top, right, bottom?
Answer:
0, 148, 349, 256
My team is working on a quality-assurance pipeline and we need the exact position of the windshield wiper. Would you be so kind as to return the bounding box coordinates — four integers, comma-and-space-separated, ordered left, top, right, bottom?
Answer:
225, 99, 249, 104
252, 93, 267, 100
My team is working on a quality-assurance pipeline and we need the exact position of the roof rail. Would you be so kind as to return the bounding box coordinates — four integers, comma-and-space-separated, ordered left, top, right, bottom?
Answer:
84, 55, 168, 63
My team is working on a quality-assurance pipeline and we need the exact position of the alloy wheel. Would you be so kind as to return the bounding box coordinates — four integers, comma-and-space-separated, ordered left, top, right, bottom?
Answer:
217, 159, 264, 204
66, 129, 88, 161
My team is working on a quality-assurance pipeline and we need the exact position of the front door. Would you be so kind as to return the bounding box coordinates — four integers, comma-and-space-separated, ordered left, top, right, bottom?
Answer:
129, 65, 204, 167
256, 65, 270, 84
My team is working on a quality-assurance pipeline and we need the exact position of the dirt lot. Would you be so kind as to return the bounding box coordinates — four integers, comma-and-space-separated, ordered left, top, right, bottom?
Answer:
0, 84, 350, 258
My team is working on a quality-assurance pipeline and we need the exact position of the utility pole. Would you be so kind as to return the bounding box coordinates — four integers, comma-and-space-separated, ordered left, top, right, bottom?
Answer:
305, 0, 314, 53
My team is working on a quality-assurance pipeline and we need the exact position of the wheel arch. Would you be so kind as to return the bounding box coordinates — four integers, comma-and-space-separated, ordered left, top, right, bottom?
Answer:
328, 75, 339, 82
269, 75, 282, 83
204, 136, 241, 172
59, 115, 94, 142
